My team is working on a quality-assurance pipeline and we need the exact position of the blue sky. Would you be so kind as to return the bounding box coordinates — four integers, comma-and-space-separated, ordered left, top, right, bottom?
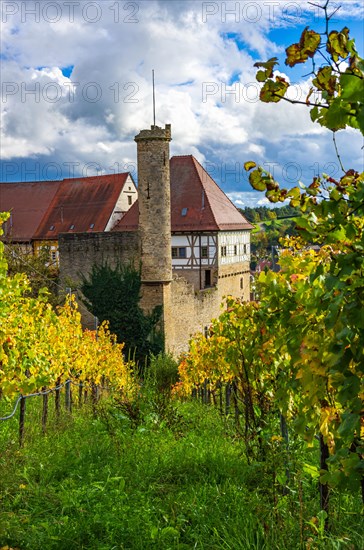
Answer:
1, 0, 363, 208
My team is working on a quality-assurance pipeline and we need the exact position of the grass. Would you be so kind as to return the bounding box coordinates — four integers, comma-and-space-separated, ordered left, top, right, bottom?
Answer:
0, 391, 363, 549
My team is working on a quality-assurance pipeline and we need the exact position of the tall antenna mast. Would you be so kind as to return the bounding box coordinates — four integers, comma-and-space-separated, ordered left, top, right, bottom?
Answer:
152, 69, 156, 126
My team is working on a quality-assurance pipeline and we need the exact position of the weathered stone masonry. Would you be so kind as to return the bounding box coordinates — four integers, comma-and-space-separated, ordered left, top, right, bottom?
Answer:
59, 124, 251, 355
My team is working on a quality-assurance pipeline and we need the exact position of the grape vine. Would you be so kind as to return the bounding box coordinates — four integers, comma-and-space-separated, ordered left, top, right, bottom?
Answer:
0, 212, 136, 401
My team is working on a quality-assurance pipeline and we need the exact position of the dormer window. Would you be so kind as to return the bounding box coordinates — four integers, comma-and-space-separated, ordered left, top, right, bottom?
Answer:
69, 224, 75, 230
181, 208, 188, 216
49, 225, 55, 231
90, 223, 95, 229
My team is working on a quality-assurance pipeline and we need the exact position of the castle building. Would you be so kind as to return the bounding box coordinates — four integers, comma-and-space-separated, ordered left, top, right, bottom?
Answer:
59, 124, 253, 354
1, 123, 252, 354
0, 173, 137, 263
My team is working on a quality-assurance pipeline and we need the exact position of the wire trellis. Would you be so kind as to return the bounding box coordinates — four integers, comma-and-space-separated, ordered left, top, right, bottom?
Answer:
0, 378, 108, 446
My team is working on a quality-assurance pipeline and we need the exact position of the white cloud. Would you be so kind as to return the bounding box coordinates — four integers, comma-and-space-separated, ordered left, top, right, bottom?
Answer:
228, 191, 289, 209
0, 0, 363, 187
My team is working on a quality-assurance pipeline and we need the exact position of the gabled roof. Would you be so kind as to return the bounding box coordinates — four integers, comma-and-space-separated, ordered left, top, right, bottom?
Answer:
113, 155, 253, 233
0, 172, 131, 242
34, 173, 130, 239
0, 181, 60, 242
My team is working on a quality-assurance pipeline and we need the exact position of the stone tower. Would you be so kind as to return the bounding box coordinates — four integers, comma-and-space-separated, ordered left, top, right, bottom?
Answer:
134, 124, 173, 348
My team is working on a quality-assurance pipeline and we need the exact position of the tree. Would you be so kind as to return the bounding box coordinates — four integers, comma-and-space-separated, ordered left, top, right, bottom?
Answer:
4, 243, 62, 307
80, 263, 164, 365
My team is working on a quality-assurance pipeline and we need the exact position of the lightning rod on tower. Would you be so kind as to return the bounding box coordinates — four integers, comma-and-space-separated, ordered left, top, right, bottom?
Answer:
152, 69, 156, 126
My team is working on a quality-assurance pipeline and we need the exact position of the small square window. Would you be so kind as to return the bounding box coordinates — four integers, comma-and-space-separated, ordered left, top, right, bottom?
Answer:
221, 245, 227, 257
127, 195, 132, 205
172, 247, 187, 259
201, 246, 208, 258
181, 207, 188, 216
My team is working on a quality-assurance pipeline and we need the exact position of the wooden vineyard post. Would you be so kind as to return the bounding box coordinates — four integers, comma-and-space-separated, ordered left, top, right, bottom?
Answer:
42, 387, 48, 434
91, 383, 97, 416
202, 379, 210, 404
78, 382, 83, 407
319, 433, 330, 530
219, 382, 223, 415
280, 413, 290, 494
225, 384, 231, 415
55, 378, 61, 420
65, 380, 72, 413
19, 396, 26, 446
232, 381, 239, 424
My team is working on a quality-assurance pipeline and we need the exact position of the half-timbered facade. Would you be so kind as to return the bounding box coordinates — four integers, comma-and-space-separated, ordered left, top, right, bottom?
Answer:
113, 154, 253, 299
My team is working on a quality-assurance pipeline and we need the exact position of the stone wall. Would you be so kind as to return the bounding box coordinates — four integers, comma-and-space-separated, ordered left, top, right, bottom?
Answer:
59, 231, 140, 288
217, 262, 251, 302
58, 231, 250, 354
58, 232, 140, 328
166, 276, 222, 356
166, 263, 250, 356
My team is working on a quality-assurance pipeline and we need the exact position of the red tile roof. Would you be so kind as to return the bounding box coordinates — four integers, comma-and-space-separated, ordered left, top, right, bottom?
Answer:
34, 173, 129, 239
113, 155, 253, 233
0, 172, 130, 241
0, 181, 60, 242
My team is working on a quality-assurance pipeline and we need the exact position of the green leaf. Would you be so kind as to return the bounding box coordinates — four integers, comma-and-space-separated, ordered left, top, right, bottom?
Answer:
303, 463, 320, 479
244, 161, 257, 171
285, 28, 320, 67
324, 98, 350, 131
265, 189, 280, 203
338, 412, 360, 440
256, 70, 268, 82
356, 104, 364, 134
260, 77, 289, 103
340, 73, 364, 102
327, 28, 350, 62
310, 105, 319, 122
338, 375, 360, 404
287, 187, 301, 200
249, 169, 266, 191
254, 57, 278, 79
313, 66, 337, 96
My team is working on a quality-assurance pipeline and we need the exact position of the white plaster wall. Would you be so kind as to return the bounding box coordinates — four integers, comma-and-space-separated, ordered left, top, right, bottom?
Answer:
217, 230, 250, 265
105, 175, 138, 231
